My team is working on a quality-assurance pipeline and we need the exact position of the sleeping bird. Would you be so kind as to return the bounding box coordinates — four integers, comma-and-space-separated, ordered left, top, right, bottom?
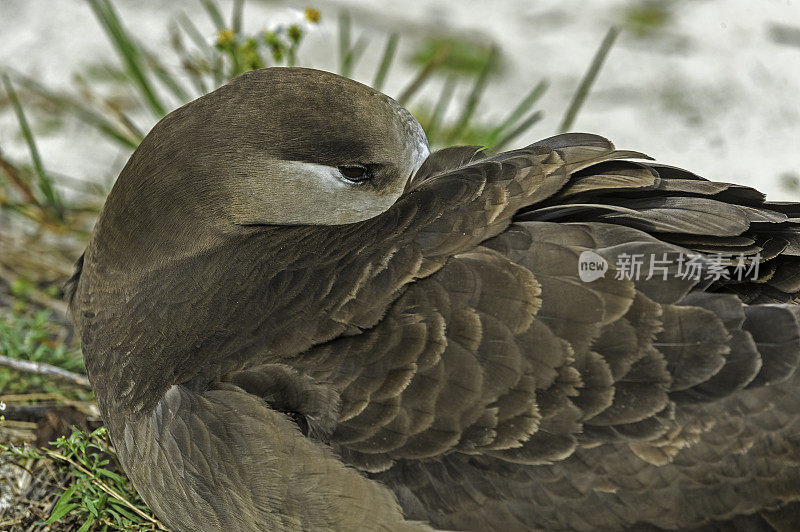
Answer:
66, 67, 800, 531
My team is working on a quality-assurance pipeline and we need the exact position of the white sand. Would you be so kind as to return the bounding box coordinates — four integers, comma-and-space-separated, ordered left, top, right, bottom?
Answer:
1, 0, 798, 199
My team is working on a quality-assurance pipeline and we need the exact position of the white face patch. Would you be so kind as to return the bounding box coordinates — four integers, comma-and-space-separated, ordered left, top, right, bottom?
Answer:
231, 159, 405, 226
272, 160, 353, 192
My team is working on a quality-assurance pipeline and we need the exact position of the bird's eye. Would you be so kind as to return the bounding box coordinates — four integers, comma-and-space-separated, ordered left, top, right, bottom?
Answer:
338, 165, 371, 183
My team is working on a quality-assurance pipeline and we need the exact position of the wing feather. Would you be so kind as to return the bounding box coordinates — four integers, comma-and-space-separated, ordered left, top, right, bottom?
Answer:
155, 133, 800, 530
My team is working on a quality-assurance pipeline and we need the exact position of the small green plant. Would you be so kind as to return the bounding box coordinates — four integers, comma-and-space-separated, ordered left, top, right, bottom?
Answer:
2, 426, 165, 530
0, 309, 86, 395
0, 310, 83, 372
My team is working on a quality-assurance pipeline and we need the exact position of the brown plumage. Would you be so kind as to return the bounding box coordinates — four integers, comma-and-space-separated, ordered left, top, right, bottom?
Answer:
66, 67, 800, 531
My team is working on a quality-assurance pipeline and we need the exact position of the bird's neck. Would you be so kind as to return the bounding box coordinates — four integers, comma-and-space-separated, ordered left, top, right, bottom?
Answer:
77, 224, 377, 421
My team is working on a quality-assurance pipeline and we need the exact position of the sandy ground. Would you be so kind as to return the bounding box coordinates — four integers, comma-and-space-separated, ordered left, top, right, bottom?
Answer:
1, 0, 798, 200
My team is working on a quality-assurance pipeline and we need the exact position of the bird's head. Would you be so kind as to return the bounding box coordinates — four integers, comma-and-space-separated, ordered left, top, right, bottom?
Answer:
90, 67, 430, 268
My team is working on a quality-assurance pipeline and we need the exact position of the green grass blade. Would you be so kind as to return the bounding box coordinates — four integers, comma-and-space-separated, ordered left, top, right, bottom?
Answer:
492, 110, 544, 151
4, 69, 140, 149
2, 75, 62, 215
338, 11, 352, 77
201, 0, 226, 31
489, 79, 547, 140
168, 23, 208, 96
0, 153, 40, 207
177, 12, 224, 87
397, 43, 451, 106
183, 62, 210, 95
77, 516, 95, 532
445, 45, 498, 143
87, 0, 167, 117
49, 171, 109, 199
337, 14, 368, 80
372, 33, 398, 92
91, 0, 166, 113
99, 0, 168, 113
232, 0, 244, 34
107, 499, 143, 523
345, 36, 369, 78
3, 76, 47, 187
178, 12, 215, 56
142, 48, 192, 103
87, 89, 145, 141
45, 484, 79, 524
425, 74, 456, 143
558, 26, 619, 133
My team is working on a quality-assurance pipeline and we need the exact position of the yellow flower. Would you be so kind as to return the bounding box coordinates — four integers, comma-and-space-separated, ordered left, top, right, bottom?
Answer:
304, 8, 321, 24
217, 29, 237, 46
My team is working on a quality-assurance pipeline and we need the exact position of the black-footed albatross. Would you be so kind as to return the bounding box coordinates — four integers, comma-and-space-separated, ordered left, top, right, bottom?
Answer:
66, 67, 800, 531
